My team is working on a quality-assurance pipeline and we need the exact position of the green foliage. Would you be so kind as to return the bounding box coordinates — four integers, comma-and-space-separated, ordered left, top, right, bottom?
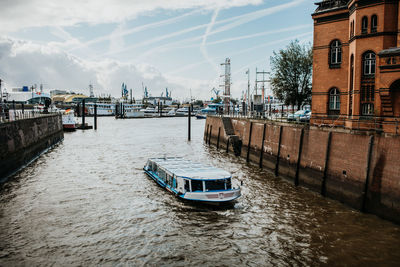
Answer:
194, 100, 204, 107
212, 96, 222, 103
270, 40, 313, 108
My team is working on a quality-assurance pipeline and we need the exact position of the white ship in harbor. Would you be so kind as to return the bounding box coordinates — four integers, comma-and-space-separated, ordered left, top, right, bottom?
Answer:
86, 103, 115, 116
123, 104, 145, 118
144, 157, 241, 204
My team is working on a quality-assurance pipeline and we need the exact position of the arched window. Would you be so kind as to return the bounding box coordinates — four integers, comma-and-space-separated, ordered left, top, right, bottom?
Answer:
363, 52, 376, 76
362, 16, 368, 34
371, 15, 377, 33
330, 40, 342, 66
329, 88, 340, 115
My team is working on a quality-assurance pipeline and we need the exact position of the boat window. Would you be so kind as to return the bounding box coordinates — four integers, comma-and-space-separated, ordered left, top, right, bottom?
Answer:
226, 178, 232, 190
191, 180, 203, 192
166, 174, 173, 186
159, 169, 166, 181
153, 163, 157, 173
184, 179, 190, 192
205, 179, 226, 191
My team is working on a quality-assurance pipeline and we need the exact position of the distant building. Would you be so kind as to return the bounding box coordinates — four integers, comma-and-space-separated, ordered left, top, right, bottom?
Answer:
144, 96, 173, 106
50, 90, 68, 96
4, 90, 51, 105
52, 94, 97, 104
311, 0, 400, 133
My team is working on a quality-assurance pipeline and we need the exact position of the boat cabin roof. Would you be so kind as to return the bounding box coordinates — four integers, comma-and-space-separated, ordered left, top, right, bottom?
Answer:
148, 157, 231, 180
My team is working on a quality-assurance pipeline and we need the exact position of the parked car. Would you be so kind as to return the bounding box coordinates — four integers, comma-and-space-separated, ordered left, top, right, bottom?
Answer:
287, 110, 310, 121
299, 111, 312, 122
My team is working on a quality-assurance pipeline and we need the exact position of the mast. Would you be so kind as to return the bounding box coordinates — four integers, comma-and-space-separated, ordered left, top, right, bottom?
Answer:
220, 58, 231, 114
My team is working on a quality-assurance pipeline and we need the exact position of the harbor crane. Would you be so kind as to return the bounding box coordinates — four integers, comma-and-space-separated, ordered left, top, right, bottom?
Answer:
211, 87, 220, 98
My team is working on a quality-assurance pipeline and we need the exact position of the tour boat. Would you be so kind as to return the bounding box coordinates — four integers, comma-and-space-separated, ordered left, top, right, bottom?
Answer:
123, 104, 145, 118
143, 157, 241, 204
86, 103, 115, 116
62, 109, 76, 131
175, 107, 189, 116
195, 104, 220, 119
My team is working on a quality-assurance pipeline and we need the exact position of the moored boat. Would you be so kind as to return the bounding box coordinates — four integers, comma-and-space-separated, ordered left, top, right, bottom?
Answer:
123, 104, 145, 118
62, 109, 76, 131
143, 157, 241, 204
86, 103, 115, 116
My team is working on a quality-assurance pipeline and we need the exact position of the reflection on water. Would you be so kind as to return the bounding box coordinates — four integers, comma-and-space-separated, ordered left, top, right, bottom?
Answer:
1, 117, 399, 266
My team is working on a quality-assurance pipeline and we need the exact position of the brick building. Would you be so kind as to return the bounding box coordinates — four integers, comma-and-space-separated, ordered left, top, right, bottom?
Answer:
311, 0, 400, 133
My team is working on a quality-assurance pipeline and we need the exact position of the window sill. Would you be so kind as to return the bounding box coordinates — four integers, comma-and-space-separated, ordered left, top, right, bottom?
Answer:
329, 64, 341, 69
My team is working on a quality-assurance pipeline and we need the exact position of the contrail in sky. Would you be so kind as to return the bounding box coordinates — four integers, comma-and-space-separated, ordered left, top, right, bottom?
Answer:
200, 8, 221, 74
93, 0, 305, 59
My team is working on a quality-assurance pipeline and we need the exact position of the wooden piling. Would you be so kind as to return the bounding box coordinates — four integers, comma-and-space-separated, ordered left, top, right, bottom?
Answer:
259, 123, 266, 168
294, 128, 305, 186
216, 127, 221, 149
82, 99, 86, 127
361, 135, 375, 212
205, 124, 209, 143
94, 103, 97, 130
208, 125, 212, 146
226, 137, 230, 153
321, 131, 332, 196
188, 104, 191, 141
275, 126, 283, 176
246, 122, 253, 163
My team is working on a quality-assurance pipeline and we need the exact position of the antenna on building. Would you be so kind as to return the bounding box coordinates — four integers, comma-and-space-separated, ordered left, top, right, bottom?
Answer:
89, 83, 94, 97
219, 58, 231, 114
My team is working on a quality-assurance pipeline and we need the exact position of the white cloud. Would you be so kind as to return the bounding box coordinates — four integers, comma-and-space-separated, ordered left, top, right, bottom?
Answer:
0, 37, 216, 99
0, 0, 263, 34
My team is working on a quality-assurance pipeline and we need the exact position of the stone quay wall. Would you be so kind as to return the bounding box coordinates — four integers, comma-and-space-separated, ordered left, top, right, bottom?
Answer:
0, 114, 64, 180
204, 116, 400, 224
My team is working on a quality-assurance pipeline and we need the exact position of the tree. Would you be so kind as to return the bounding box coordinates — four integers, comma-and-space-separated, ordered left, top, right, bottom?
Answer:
194, 100, 204, 107
212, 96, 222, 103
270, 40, 312, 110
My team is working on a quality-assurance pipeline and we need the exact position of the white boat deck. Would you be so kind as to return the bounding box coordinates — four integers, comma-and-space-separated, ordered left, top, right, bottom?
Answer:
150, 157, 231, 180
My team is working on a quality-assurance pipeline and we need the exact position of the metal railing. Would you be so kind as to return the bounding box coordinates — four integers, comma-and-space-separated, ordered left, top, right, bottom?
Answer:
214, 111, 400, 135
0, 109, 60, 124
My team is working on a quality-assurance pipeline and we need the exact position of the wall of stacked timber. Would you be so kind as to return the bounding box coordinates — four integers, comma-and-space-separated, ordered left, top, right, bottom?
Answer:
204, 116, 400, 224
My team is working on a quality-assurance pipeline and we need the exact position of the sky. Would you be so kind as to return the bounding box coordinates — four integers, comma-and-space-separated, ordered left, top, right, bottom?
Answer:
0, 0, 315, 101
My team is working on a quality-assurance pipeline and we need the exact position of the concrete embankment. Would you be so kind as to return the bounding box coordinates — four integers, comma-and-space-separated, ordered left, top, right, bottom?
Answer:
205, 116, 400, 224
0, 114, 64, 181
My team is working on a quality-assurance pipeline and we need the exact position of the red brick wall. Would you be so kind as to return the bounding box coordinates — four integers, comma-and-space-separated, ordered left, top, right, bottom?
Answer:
205, 116, 400, 223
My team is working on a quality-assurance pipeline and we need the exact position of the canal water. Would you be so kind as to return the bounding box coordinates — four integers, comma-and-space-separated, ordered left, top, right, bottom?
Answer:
1, 117, 399, 266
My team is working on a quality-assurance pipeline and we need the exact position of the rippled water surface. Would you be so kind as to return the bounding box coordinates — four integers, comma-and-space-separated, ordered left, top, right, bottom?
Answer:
1, 117, 400, 266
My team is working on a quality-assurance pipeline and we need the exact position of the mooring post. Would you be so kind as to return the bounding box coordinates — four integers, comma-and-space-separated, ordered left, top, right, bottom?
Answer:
321, 131, 332, 196
246, 122, 253, 163
82, 99, 86, 128
275, 125, 283, 176
94, 103, 97, 130
216, 127, 221, 149
259, 123, 266, 168
188, 104, 191, 141
361, 135, 375, 212
226, 137, 230, 153
208, 125, 212, 146
205, 124, 209, 143
294, 128, 305, 186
